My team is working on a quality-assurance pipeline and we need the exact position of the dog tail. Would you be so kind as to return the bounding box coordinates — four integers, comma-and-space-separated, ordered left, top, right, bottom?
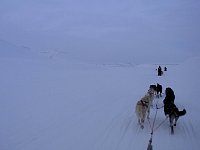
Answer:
178, 109, 186, 116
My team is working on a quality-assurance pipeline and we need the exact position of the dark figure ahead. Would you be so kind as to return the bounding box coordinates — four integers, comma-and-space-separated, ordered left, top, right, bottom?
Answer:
158, 66, 162, 76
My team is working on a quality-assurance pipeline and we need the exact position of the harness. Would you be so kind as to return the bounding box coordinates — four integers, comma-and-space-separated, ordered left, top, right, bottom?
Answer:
140, 100, 149, 108
164, 103, 178, 117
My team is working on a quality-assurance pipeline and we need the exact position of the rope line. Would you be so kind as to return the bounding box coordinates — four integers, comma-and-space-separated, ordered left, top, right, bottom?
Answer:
147, 104, 159, 150
151, 104, 158, 133
153, 116, 169, 132
147, 102, 167, 150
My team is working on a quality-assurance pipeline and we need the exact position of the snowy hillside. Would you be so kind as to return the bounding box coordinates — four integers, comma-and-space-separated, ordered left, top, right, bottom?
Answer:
0, 47, 200, 150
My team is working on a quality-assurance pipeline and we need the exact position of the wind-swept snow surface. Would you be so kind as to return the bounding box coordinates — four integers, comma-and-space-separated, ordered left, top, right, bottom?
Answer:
0, 54, 200, 150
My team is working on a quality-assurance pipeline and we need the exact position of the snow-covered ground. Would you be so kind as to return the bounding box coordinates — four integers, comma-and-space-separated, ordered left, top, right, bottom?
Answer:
0, 45, 200, 150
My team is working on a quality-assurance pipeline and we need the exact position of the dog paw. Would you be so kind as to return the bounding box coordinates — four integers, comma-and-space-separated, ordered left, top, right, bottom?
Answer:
141, 125, 144, 129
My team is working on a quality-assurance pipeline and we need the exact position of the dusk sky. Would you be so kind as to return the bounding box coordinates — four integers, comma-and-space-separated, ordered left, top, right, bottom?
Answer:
0, 0, 200, 63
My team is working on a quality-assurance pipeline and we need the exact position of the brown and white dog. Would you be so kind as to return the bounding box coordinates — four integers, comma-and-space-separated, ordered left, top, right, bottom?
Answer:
135, 89, 154, 129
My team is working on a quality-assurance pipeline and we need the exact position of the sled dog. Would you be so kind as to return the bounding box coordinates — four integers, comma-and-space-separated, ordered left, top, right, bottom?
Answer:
156, 83, 162, 98
168, 107, 186, 134
164, 102, 186, 134
149, 85, 157, 95
150, 84, 162, 98
135, 89, 154, 129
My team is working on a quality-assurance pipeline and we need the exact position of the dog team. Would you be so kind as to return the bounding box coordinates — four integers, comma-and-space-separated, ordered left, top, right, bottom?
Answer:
135, 83, 186, 133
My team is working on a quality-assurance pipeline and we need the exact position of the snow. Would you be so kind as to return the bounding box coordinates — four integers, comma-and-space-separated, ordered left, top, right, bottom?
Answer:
0, 45, 200, 150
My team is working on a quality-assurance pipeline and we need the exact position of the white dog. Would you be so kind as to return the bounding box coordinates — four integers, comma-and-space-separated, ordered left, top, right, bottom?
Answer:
135, 89, 154, 129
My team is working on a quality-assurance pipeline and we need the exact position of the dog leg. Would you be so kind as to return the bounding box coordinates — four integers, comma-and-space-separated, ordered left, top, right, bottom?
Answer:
169, 116, 173, 127
171, 126, 174, 134
169, 115, 176, 134
147, 108, 150, 119
141, 124, 144, 129
169, 117, 174, 134
174, 116, 179, 126
141, 119, 144, 129
138, 118, 141, 125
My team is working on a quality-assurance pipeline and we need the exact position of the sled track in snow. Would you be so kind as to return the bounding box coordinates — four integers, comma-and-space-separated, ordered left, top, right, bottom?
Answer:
178, 117, 198, 138
97, 109, 140, 150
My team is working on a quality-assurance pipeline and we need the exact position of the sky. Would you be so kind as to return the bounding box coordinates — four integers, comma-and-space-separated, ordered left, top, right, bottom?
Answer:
0, 0, 200, 63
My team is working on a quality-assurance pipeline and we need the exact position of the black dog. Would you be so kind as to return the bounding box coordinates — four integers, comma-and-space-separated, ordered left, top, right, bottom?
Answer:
164, 102, 186, 134
164, 87, 175, 103
156, 83, 162, 98
163, 87, 186, 134
149, 84, 157, 95
149, 84, 162, 98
